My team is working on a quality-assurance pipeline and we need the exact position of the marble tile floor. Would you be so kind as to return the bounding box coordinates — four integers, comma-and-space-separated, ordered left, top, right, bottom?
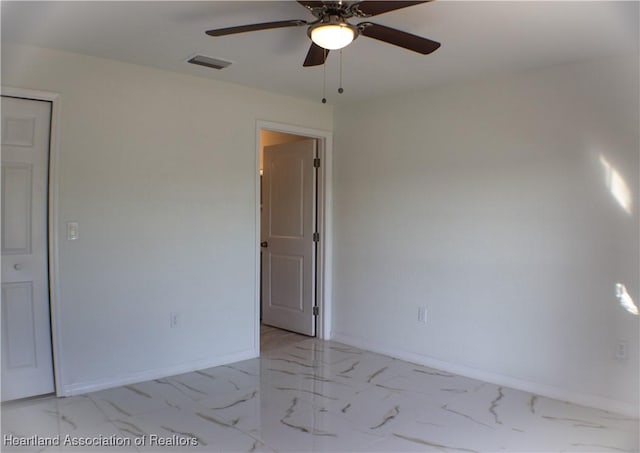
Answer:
2, 328, 638, 453
260, 325, 309, 353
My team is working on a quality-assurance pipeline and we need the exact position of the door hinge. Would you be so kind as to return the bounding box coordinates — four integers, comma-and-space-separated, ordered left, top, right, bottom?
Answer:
313, 157, 320, 168
313, 232, 320, 242
312, 306, 319, 316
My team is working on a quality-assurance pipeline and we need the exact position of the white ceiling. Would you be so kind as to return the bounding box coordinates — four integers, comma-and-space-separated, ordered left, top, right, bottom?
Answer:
2, 1, 638, 103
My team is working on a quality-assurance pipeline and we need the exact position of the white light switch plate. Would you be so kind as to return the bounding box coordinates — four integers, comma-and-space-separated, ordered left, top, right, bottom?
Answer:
67, 222, 79, 240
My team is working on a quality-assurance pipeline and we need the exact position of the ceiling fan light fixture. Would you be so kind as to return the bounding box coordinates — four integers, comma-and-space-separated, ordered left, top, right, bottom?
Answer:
310, 22, 355, 50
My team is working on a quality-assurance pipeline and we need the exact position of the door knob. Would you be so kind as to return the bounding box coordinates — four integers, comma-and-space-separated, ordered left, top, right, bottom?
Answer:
13, 264, 22, 271
260, 241, 268, 248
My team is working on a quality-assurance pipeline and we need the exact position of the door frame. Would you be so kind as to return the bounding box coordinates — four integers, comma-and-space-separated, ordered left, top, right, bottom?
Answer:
255, 121, 333, 348
2, 86, 63, 397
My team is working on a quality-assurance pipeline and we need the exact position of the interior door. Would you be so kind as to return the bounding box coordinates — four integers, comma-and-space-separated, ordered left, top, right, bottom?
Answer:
261, 139, 316, 336
1, 96, 55, 401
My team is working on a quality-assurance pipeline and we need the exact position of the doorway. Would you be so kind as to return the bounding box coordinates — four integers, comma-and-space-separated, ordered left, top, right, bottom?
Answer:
261, 133, 317, 336
1, 94, 55, 401
256, 122, 332, 350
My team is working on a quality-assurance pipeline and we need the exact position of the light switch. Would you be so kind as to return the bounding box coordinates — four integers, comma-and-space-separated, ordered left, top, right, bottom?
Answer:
67, 222, 79, 240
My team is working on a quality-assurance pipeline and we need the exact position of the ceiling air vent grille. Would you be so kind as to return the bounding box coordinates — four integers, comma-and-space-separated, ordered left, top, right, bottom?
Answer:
187, 55, 233, 70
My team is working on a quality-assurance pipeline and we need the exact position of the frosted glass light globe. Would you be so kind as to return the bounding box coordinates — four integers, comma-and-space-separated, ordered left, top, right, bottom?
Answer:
311, 24, 355, 50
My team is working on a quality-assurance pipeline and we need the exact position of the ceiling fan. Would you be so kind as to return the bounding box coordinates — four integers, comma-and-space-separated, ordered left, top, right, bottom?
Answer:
205, 1, 441, 67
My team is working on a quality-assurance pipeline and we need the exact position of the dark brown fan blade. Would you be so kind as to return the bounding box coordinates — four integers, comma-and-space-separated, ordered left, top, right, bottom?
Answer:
359, 23, 440, 54
351, 1, 430, 17
303, 42, 329, 67
206, 20, 307, 37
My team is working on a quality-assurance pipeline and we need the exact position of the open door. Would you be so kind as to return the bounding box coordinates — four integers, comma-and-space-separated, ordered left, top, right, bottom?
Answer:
261, 139, 317, 336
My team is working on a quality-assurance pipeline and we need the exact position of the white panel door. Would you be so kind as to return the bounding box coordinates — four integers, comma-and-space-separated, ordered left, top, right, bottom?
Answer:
261, 139, 316, 336
1, 96, 54, 401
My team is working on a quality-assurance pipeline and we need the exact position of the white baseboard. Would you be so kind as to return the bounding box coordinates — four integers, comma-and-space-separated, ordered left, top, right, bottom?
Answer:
331, 333, 637, 418
58, 348, 258, 397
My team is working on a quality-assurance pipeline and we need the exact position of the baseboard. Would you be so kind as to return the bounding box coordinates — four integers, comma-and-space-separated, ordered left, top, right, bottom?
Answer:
331, 333, 637, 418
58, 348, 258, 397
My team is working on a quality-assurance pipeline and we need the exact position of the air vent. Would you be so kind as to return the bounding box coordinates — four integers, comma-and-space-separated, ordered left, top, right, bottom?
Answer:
187, 55, 233, 70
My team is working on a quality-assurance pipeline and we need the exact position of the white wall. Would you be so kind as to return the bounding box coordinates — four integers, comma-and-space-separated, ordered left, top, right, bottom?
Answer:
332, 54, 639, 415
1, 43, 333, 394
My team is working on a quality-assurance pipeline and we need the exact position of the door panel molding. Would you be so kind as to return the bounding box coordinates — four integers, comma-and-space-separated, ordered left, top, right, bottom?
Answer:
2, 163, 33, 255
269, 254, 304, 311
256, 121, 333, 350
268, 154, 306, 238
2, 282, 37, 369
2, 86, 62, 396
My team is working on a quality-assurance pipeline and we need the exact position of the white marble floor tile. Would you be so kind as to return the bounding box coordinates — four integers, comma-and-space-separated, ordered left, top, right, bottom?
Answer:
374, 361, 486, 406
2, 396, 71, 439
2, 330, 638, 452
207, 431, 277, 453
161, 366, 259, 403
431, 381, 638, 452
260, 369, 365, 414
88, 381, 193, 419
2, 395, 140, 453
322, 350, 398, 384
195, 387, 262, 434
109, 401, 244, 451
260, 325, 309, 354
247, 396, 382, 452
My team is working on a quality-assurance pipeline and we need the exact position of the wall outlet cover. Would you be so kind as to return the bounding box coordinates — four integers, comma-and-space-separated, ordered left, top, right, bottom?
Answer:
615, 341, 628, 360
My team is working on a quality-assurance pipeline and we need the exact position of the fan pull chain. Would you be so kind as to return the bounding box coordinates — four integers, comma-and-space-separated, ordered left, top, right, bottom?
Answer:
338, 49, 344, 94
321, 48, 327, 104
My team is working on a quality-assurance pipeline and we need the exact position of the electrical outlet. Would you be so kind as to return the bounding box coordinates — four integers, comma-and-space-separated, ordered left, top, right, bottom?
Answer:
615, 341, 628, 360
418, 307, 427, 324
170, 312, 179, 328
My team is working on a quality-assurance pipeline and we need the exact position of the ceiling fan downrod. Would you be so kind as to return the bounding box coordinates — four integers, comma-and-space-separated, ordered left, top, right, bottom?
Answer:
338, 49, 344, 94
322, 48, 328, 104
